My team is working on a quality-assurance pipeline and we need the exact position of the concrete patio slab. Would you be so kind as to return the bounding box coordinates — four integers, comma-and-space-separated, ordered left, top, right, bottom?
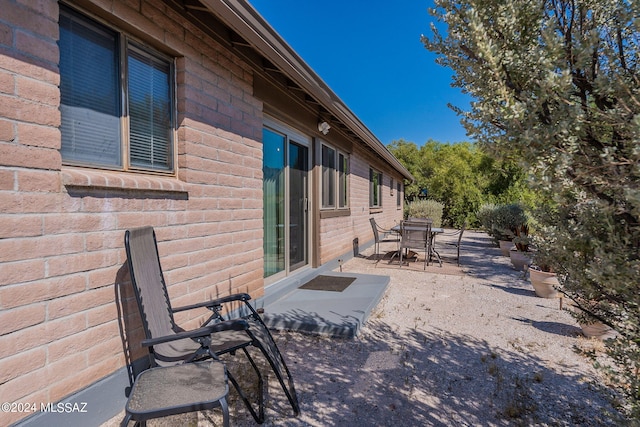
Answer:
260, 271, 389, 339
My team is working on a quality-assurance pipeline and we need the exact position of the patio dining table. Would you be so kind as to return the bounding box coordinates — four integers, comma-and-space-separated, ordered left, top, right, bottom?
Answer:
390, 223, 443, 267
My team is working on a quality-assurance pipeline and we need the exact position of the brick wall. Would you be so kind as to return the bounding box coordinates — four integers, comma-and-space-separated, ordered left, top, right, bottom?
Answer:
0, 0, 263, 424
318, 144, 404, 264
0, 0, 409, 424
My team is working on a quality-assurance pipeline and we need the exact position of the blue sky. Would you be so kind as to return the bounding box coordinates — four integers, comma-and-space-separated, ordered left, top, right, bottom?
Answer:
248, 0, 472, 146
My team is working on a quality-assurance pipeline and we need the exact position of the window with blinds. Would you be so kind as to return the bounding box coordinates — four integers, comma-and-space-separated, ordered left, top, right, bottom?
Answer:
59, 5, 174, 173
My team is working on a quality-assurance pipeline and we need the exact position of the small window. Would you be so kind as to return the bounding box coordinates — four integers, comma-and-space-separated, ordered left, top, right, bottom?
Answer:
321, 143, 349, 209
59, 6, 174, 172
369, 168, 382, 208
397, 181, 402, 207
338, 152, 348, 208
321, 145, 336, 208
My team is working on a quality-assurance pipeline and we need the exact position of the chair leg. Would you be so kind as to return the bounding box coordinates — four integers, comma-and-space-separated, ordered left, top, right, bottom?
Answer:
432, 248, 442, 267
245, 317, 300, 415
220, 396, 230, 427
253, 341, 300, 415
226, 349, 265, 424
120, 413, 132, 427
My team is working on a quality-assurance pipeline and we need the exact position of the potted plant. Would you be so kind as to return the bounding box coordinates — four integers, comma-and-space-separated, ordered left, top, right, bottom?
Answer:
566, 298, 617, 340
509, 223, 532, 271
528, 240, 559, 298
503, 204, 532, 270
480, 203, 526, 256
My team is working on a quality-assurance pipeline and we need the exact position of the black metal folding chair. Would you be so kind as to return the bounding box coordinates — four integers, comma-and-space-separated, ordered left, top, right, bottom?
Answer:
434, 222, 466, 266
124, 226, 299, 424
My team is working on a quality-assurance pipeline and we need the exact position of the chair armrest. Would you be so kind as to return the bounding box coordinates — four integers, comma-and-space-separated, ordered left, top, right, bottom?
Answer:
172, 293, 252, 313
141, 319, 249, 347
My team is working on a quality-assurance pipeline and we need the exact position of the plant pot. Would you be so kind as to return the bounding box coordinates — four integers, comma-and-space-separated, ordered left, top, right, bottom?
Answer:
510, 250, 531, 271
529, 268, 559, 298
579, 321, 617, 340
568, 304, 618, 341
499, 240, 514, 257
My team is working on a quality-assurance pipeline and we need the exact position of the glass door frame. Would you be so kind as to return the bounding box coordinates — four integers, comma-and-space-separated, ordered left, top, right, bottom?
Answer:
263, 117, 312, 285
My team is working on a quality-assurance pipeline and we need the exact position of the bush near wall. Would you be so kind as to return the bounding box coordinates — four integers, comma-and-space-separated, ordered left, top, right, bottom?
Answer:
405, 199, 444, 227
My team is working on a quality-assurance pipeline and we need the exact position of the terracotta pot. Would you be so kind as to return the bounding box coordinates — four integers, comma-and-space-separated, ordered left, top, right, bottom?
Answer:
499, 240, 514, 257
510, 250, 531, 271
529, 268, 559, 298
579, 321, 617, 340
568, 303, 618, 341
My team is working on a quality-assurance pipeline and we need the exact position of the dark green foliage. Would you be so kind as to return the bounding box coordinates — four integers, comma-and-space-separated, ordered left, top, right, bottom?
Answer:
388, 139, 534, 227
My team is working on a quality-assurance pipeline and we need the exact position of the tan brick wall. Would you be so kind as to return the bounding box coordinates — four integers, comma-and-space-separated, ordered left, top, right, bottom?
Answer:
317, 144, 405, 265
0, 0, 264, 424
0, 0, 409, 424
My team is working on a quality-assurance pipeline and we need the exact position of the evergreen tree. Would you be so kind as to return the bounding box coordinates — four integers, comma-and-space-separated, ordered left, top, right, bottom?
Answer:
424, 0, 639, 416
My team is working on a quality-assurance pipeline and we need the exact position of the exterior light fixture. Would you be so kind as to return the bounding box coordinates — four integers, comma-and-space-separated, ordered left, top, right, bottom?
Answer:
317, 121, 331, 135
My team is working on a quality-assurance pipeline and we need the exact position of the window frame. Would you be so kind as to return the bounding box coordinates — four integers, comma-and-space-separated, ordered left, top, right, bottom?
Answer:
59, 4, 177, 175
369, 168, 382, 208
320, 141, 349, 210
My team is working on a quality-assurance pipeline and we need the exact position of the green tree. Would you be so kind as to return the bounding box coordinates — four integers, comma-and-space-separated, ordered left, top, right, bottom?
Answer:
389, 139, 534, 227
420, 141, 486, 226
425, 0, 639, 417
387, 139, 430, 200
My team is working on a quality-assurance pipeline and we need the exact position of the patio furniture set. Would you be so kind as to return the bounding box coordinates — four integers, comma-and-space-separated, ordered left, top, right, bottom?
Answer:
370, 218, 465, 269
120, 220, 464, 426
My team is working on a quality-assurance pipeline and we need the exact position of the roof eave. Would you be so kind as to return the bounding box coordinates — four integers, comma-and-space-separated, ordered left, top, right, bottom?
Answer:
199, 0, 414, 181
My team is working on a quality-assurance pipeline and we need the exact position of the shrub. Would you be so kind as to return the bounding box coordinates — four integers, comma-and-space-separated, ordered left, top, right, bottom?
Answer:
405, 199, 444, 227
479, 203, 528, 243
477, 203, 497, 233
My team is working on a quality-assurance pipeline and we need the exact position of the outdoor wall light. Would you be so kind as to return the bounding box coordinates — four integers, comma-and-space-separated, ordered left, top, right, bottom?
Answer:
317, 121, 331, 135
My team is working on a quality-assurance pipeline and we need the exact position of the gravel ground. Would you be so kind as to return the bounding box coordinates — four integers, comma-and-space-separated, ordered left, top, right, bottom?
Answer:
108, 230, 627, 426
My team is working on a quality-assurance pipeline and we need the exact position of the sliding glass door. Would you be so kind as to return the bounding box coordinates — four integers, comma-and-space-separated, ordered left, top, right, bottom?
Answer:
263, 122, 310, 280
288, 141, 308, 272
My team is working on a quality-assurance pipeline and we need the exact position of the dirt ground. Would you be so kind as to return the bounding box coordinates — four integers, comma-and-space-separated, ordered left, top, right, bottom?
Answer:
106, 230, 626, 426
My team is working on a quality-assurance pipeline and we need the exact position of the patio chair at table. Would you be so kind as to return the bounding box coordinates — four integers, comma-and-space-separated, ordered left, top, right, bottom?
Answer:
398, 219, 432, 270
432, 222, 466, 266
369, 217, 400, 260
124, 226, 300, 424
